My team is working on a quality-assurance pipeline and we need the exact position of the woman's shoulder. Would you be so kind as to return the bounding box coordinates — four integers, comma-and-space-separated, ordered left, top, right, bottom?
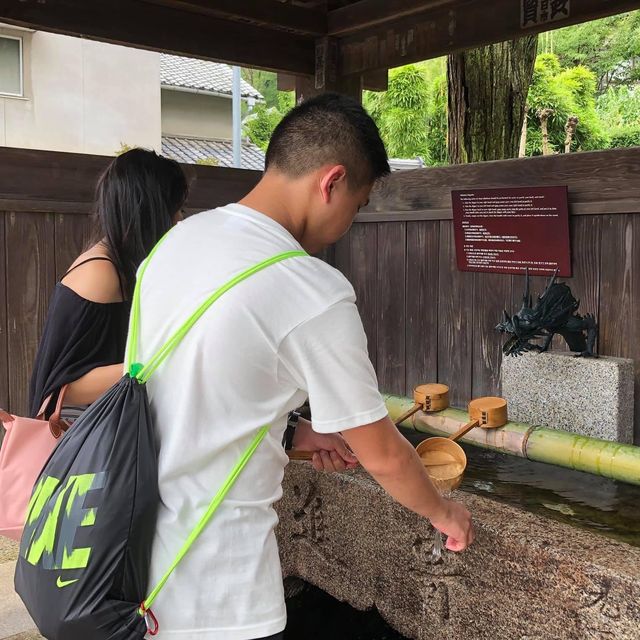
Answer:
60, 246, 124, 304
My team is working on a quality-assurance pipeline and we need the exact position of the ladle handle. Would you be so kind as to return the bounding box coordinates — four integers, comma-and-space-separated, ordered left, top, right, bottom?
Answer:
449, 419, 479, 442
393, 403, 422, 427
286, 450, 314, 461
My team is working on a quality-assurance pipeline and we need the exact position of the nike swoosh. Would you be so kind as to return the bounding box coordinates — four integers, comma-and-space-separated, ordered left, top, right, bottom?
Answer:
56, 576, 79, 588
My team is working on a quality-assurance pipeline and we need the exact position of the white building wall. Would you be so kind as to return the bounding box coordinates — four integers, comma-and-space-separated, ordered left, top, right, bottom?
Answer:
161, 89, 232, 140
0, 26, 161, 155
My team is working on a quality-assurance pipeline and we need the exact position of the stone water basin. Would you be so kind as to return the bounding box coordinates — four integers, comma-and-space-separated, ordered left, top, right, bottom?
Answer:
276, 430, 640, 640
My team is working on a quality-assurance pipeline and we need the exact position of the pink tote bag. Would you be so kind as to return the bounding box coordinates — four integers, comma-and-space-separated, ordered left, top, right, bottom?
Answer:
0, 386, 70, 540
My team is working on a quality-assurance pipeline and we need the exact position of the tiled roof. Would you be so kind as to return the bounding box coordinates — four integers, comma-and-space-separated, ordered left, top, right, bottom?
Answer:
162, 135, 424, 174
160, 54, 263, 100
162, 135, 265, 171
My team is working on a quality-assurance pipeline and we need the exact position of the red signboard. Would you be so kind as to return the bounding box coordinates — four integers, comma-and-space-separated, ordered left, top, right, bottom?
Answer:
452, 186, 571, 276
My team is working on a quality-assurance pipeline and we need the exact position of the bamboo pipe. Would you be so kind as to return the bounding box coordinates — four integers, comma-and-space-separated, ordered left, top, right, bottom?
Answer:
383, 393, 640, 486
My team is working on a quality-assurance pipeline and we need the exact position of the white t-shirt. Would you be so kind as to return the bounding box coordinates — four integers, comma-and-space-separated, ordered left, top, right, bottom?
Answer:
130, 204, 387, 639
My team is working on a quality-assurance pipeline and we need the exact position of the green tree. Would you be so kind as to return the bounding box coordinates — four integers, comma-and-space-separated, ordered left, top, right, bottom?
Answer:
196, 157, 219, 166
427, 72, 448, 165
242, 91, 294, 151
557, 65, 606, 150
241, 69, 279, 107
597, 85, 640, 149
115, 142, 134, 156
596, 85, 640, 128
419, 59, 448, 165
551, 10, 640, 91
608, 126, 640, 148
526, 54, 606, 155
365, 65, 431, 160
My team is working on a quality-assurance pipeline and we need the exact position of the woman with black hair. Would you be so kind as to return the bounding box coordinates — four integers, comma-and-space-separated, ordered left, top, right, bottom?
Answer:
29, 148, 188, 421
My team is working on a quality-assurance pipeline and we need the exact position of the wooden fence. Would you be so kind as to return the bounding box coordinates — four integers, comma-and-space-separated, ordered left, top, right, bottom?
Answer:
1, 146, 640, 442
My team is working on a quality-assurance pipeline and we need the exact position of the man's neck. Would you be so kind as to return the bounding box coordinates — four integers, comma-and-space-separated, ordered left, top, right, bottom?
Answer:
239, 174, 309, 248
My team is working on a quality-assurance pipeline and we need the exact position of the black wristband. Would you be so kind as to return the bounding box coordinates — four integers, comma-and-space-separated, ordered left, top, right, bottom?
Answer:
283, 410, 300, 450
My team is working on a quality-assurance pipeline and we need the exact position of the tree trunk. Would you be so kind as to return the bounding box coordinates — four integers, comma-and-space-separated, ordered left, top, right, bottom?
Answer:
564, 116, 579, 153
447, 36, 538, 164
538, 108, 554, 156
519, 105, 529, 157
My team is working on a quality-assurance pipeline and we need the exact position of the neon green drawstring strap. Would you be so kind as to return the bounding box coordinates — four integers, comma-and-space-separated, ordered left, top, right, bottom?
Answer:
125, 243, 307, 618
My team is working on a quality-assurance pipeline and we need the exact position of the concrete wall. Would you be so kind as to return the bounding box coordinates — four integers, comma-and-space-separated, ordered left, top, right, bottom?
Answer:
0, 26, 161, 155
161, 88, 232, 140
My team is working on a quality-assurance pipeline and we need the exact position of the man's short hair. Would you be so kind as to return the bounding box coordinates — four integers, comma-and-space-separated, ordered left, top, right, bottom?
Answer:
265, 92, 390, 189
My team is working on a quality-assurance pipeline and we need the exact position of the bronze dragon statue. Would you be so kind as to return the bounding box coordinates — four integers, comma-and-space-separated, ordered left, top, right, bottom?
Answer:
496, 270, 598, 357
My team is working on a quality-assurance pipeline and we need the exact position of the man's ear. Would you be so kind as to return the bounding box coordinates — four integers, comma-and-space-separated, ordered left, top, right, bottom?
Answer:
320, 165, 347, 203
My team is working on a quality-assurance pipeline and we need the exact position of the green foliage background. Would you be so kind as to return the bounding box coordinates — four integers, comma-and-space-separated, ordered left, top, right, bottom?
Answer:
241, 10, 639, 164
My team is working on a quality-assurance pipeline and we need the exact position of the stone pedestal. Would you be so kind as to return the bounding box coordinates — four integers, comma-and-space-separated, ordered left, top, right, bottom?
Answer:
501, 351, 634, 443
276, 464, 640, 640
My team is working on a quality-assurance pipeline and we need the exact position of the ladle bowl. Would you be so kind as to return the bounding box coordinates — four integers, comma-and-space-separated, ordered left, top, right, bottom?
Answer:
416, 437, 467, 492
413, 383, 449, 412
415, 395, 509, 490
393, 383, 450, 427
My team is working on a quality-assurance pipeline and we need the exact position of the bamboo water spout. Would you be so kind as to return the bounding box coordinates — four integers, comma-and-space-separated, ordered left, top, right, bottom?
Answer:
383, 393, 640, 486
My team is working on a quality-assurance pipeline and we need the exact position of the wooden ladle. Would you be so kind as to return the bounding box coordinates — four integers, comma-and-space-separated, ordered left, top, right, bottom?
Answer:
416, 396, 509, 489
393, 383, 450, 427
434, 395, 509, 450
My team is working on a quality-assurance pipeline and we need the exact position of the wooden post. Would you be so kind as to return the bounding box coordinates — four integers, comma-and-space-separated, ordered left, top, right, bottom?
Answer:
295, 72, 363, 103
277, 73, 297, 92
362, 69, 388, 92
295, 36, 363, 104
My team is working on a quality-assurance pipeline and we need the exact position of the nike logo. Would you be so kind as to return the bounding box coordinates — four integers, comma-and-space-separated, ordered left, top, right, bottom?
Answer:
56, 576, 79, 588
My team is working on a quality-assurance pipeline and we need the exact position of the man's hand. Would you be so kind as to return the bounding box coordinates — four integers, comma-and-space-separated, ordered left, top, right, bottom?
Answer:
341, 416, 475, 553
429, 498, 475, 552
291, 418, 359, 473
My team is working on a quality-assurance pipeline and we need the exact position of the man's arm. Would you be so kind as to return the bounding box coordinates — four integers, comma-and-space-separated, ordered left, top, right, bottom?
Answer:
341, 415, 474, 551
278, 296, 474, 551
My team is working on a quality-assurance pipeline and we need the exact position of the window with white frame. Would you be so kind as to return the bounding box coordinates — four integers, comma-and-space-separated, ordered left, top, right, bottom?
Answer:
0, 35, 23, 96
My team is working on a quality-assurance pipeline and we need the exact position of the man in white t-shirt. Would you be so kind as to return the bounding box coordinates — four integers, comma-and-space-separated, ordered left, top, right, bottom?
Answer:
133, 93, 474, 640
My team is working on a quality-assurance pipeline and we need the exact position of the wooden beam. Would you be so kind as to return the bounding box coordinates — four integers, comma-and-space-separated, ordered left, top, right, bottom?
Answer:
337, 0, 640, 74
142, 0, 327, 36
295, 75, 318, 104
277, 73, 297, 92
295, 72, 363, 104
356, 147, 640, 222
0, 147, 261, 213
362, 68, 388, 91
0, 0, 315, 75
315, 36, 339, 91
329, 0, 455, 36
